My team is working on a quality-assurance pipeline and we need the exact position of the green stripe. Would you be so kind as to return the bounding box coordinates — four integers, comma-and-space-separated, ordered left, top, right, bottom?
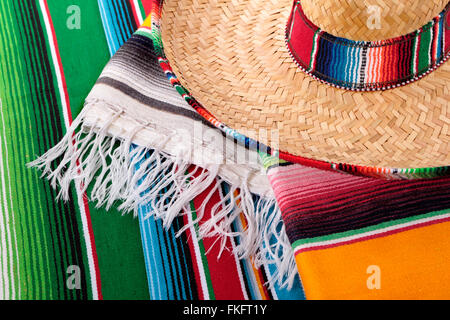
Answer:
33, 1, 73, 299
292, 209, 450, 249
0, 0, 100, 299
189, 200, 216, 300
308, 29, 320, 71
259, 151, 287, 170
137, 0, 146, 22
0, 0, 39, 298
0, 1, 17, 299
135, 29, 153, 39
417, 22, 433, 75
47, 0, 150, 299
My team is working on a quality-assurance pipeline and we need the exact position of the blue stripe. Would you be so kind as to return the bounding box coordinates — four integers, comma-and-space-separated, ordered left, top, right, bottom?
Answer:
97, 0, 116, 56
119, 0, 136, 38
325, 38, 334, 82
111, 0, 132, 42
437, 12, 444, 58
162, 195, 182, 300
138, 207, 156, 298
231, 219, 259, 299
174, 218, 195, 299
134, 148, 197, 300
106, 0, 126, 45
100, 0, 124, 54
155, 218, 177, 299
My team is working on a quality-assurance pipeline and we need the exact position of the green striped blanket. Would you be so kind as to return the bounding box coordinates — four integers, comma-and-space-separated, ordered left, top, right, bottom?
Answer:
0, 0, 151, 299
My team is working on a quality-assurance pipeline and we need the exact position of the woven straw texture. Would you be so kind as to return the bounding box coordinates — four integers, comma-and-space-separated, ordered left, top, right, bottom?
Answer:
301, 0, 447, 41
161, 0, 450, 168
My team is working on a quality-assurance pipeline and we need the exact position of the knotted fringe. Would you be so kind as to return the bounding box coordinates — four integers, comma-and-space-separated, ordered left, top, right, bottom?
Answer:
28, 107, 297, 289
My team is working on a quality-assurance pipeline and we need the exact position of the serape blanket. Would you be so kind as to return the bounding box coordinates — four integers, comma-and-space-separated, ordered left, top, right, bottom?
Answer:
0, 0, 155, 299
19, 0, 305, 299
28, 0, 450, 301
144, 0, 450, 299
0, 0, 298, 301
145, 0, 450, 299
99, 0, 304, 299
137, 164, 305, 299
31, 9, 302, 294
261, 154, 450, 299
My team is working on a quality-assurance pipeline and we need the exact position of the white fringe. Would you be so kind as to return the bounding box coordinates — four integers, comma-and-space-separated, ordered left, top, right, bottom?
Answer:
28, 107, 297, 290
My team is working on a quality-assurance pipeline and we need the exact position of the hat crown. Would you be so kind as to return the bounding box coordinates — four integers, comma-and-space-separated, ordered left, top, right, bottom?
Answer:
301, 0, 448, 41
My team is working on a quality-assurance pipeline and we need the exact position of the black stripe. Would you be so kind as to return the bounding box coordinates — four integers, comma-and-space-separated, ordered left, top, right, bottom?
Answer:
11, 0, 64, 298
123, 0, 138, 34
97, 77, 217, 129
259, 266, 274, 300
174, 217, 200, 300
28, 0, 89, 299
26, 0, 73, 299
109, 0, 128, 44
359, 43, 369, 88
285, 186, 450, 240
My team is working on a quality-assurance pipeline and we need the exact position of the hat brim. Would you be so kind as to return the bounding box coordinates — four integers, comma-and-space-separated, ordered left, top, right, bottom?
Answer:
159, 0, 450, 170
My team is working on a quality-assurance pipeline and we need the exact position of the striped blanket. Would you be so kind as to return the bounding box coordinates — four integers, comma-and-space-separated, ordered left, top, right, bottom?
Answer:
30, 5, 302, 293
24, 0, 450, 300
261, 154, 450, 299
0, 0, 155, 299
15, 0, 303, 299
100, 1, 304, 299
137, 162, 305, 299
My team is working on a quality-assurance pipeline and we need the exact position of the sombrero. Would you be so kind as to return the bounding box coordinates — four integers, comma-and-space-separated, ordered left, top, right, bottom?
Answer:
157, 0, 450, 170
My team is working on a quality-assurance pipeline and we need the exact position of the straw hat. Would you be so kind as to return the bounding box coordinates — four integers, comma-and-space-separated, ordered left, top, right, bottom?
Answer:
160, 0, 450, 169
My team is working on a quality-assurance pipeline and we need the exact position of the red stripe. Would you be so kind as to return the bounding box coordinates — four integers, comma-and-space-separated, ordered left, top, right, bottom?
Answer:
287, 3, 320, 69
282, 180, 450, 220
274, 170, 450, 219
391, 41, 399, 82
445, 10, 450, 52
140, 0, 153, 14
82, 193, 103, 299
380, 43, 386, 83
278, 151, 333, 172
42, 0, 72, 124
42, 0, 102, 299
295, 216, 450, 254
190, 169, 246, 300
432, 21, 439, 62
128, 0, 142, 26
182, 214, 205, 300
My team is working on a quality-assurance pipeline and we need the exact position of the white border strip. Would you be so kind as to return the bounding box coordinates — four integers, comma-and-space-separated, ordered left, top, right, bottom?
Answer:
294, 212, 450, 254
